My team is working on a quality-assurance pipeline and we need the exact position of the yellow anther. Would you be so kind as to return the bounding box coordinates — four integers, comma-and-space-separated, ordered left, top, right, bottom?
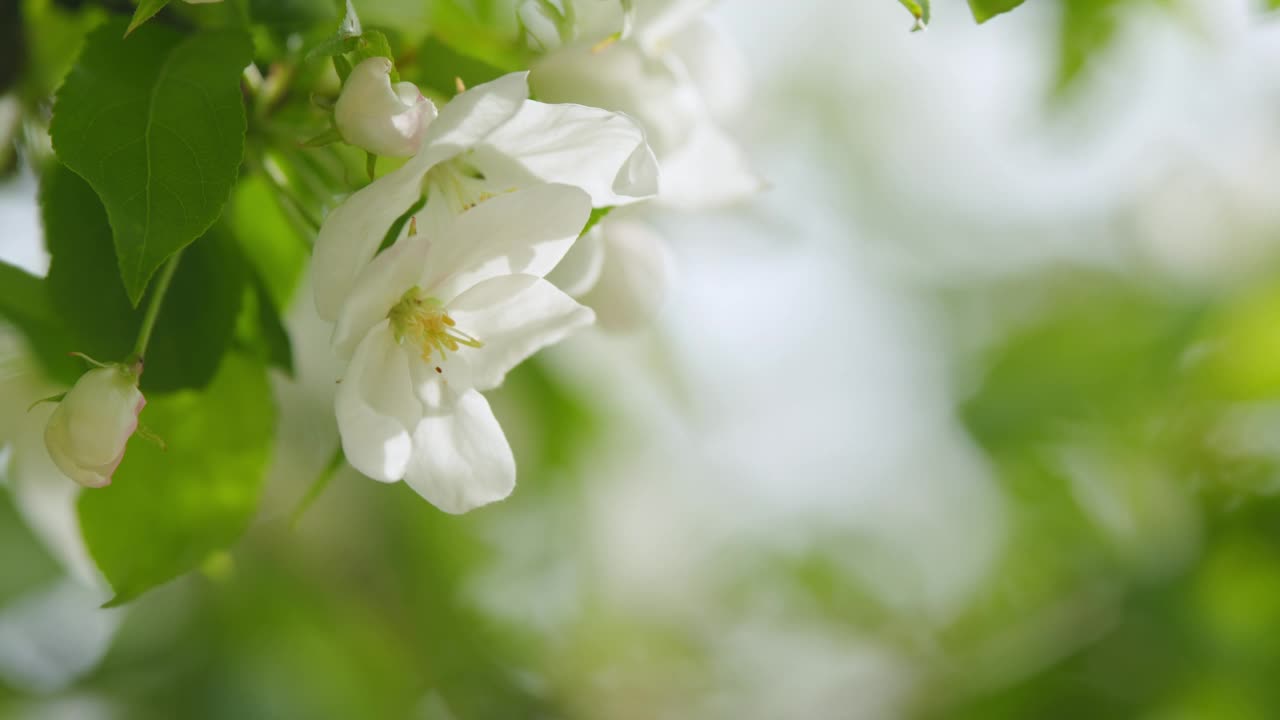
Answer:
388, 287, 483, 363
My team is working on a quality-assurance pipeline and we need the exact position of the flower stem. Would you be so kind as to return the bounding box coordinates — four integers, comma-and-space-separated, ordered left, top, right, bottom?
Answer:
131, 249, 182, 363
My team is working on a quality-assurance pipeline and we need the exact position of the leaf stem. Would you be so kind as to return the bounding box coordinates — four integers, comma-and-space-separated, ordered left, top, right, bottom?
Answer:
131, 249, 182, 362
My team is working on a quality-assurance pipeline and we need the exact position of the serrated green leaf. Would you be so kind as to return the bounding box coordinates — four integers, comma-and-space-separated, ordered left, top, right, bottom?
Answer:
42, 164, 247, 393
126, 0, 172, 36
143, 226, 247, 393
897, 0, 930, 29
79, 352, 275, 606
50, 20, 253, 305
968, 0, 1027, 23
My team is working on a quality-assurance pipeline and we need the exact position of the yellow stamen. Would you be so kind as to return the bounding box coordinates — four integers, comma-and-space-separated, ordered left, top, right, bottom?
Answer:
388, 287, 483, 364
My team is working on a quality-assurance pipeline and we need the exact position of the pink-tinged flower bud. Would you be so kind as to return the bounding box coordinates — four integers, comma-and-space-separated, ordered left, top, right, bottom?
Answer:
43, 366, 145, 489
335, 57, 437, 158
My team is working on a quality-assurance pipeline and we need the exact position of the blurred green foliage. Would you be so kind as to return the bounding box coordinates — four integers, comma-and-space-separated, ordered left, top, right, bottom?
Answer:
3, 0, 1280, 717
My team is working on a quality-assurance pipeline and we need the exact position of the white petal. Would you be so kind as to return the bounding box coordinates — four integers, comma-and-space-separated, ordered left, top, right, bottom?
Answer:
580, 219, 673, 331
547, 224, 606, 297
666, 18, 749, 121
419, 72, 530, 154
0, 579, 122, 693
332, 232, 430, 361
313, 74, 530, 321
472, 99, 659, 206
571, 0, 629, 43
311, 143, 437, 321
403, 387, 515, 514
335, 322, 421, 482
420, 184, 592, 302
449, 274, 595, 391
408, 350, 474, 408
530, 40, 700, 158
655, 119, 762, 209
335, 58, 438, 158
10, 408, 106, 589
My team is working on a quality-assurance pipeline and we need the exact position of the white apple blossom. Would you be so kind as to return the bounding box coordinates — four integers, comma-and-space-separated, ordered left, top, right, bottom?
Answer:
43, 365, 144, 489
331, 184, 595, 513
335, 57, 438, 158
312, 71, 658, 322
526, 0, 760, 209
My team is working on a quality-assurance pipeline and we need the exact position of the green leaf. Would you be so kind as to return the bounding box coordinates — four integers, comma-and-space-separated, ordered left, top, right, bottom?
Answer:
126, 0, 172, 36
355, 31, 398, 83
42, 164, 248, 393
50, 19, 253, 305
897, 0, 930, 29
968, 0, 1026, 23
1055, 0, 1123, 93
305, 33, 361, 62
0, 261, 78, 383
144, 226, 247, 393
227, 174, 305, 375
79, 352, 275, 606
227, 175, 307, 310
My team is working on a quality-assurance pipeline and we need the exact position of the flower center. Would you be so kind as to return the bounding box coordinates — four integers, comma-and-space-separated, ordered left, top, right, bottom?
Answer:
424, 157, 495, 214
388, 287, 483, 363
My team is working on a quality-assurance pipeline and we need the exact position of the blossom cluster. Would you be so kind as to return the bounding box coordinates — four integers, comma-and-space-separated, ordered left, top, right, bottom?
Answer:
39, 0, 758, 516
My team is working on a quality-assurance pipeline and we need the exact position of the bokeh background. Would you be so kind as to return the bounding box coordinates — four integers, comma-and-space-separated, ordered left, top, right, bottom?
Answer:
7, 0, 1280, 717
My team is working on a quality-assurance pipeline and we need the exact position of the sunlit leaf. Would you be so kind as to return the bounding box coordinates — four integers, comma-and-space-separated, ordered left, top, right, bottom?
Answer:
968, 0, 1026, 23
50, 19, 253, 304
125, 0, 171, 36
897, 0, 930, 30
